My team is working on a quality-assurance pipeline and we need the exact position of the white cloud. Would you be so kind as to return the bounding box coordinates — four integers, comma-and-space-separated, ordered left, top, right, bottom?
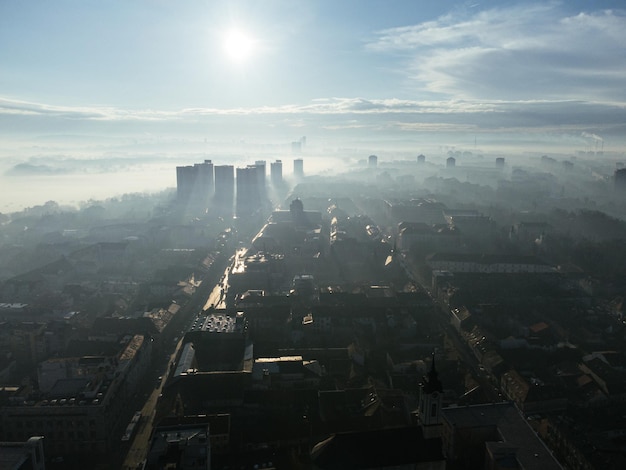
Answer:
367, 3, 626, 102
0, 96, 494, 121
1, 96, 625, 147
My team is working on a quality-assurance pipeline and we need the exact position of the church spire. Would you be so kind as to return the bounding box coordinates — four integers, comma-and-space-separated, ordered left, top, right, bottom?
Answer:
418, 350, 444, 437
425, 351, 443, 394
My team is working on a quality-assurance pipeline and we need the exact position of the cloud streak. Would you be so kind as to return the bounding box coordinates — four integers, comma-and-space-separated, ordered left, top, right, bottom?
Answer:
367, 3, 626, 102
2, 96, 623, 120
1, 96, 625, 149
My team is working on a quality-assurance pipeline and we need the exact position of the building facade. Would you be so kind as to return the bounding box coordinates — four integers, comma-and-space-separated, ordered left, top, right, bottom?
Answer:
293, 159, 304, 180
270, 160, 283, 187
176, 160, 214, 205
236, 166, 263, 218
214, 165, 235, 214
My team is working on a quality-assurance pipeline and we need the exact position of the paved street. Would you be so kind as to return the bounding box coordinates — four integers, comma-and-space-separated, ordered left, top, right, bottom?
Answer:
119, 253, 235, 469
121, 347, 178, 470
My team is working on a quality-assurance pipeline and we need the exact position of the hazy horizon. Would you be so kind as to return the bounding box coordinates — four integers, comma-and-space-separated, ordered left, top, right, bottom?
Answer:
2, 0, 626, 210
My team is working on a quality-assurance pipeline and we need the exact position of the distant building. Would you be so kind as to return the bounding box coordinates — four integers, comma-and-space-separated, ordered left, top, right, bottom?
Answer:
195, 159, 214, 200
495, 157, 505, 169
615, 168, 626, 192
270, 160, 283, 187
396, 174, 416, 186
446, 157, 456, 168
176, 165, 196, 201
385, 198, 446, 225
541, 155, 557, 166
254, 160, 267, 196
443, 210, 495, 238
289, 198, 305, 224
253, 198, 324, 256
175, 160, 214, 205
236, 164, 266, 218
368, 155, 378, 169
214, 165, 234, 213
510, 221, 550, 244
417, 154, 426, 164
291, 141, 302, 154
396, 222, 460, 252
293, 158, 304, 180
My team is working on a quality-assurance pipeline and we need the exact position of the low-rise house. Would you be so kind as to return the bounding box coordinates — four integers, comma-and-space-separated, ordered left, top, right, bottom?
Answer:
579, 356, 626, 402
500, 369, 567, 414
252, 356, 323, 390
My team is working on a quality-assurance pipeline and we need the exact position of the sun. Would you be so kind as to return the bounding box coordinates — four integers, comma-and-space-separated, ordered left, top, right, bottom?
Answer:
222, 29, 256, 64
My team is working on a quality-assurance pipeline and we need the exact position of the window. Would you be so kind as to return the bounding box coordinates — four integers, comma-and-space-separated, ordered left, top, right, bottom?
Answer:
431, 403, 437, 417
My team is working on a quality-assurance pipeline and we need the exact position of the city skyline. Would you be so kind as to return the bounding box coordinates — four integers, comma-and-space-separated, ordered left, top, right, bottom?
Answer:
1, 0, 626, 210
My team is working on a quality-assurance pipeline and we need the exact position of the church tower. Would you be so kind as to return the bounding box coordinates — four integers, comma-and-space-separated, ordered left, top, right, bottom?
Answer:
418, 352, 444, 438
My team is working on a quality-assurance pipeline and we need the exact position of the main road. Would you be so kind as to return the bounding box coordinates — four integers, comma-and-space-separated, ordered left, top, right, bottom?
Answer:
120, 251, 237, 469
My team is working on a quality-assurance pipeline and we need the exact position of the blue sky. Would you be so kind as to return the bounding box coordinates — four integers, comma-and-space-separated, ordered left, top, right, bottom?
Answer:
1, 0, 625, 159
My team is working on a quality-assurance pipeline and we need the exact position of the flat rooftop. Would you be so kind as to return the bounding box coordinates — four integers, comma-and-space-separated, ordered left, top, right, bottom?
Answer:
443, 402, 562, 469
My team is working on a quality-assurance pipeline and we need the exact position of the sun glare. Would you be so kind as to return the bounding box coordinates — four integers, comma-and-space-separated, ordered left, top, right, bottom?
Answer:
222, 29, 256, 64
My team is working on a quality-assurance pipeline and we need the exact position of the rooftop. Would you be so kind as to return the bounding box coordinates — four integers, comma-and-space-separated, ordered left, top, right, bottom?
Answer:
442, 402, 562, 469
